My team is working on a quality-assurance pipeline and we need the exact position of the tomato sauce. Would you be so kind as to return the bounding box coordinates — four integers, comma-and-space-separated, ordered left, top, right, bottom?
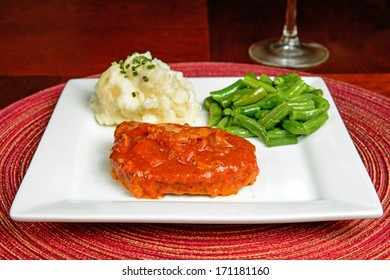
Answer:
110, 121, 259, 199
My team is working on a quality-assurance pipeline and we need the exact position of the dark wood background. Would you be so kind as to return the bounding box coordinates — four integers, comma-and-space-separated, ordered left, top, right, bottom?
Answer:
1, 0, 389, 109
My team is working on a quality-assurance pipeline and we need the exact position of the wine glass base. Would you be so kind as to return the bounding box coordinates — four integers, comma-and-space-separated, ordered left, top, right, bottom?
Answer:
249, 38, 329, 68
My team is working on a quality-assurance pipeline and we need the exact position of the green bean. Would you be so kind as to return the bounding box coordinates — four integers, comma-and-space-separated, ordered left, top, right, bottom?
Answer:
274, 73, 299, 90
243, 74, 277, 93
281, 73, 300, 83
265, 135, 298, 147
267, 128, 296, 139
287, 93, 314, 102
210, 79, 246, 102
289, 108, 326, 121
266, 128, 298, 147
282, 119, 306, 135
233, 113, 268, 143
282, 78, 307, 99
258, 102, 292, 130
216, 116, 230, 129
204, 72, 330, 147
256, 93, 282, 109
302, 112, 329, 135
222, 107, 232, 116
245, 72, 257, 79
208, 102, 223, 127
225, 126, 255, 138
220, 88, 252, 108
286, 99, 316, 111
227, 115, 237, 126
231, 88, 254, 102
233, 87, 267, 107
232, 104, 261, 117
305, 84, 315, 93
203, 96, 215, 110
254, 109, 270, 120
313, 96, 330, 110
311, 89, 324, 97
273, 76, 285, 86
259, 73, 273, 85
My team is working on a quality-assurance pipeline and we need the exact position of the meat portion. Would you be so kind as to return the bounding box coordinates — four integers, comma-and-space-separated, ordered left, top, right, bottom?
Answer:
110, 121, 259, 199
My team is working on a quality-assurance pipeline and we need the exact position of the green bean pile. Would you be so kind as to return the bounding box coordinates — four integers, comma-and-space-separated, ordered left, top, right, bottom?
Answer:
204, 73, 330, 147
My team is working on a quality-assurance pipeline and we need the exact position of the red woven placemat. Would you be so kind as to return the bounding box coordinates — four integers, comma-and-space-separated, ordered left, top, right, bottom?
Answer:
0, 62, 389, 260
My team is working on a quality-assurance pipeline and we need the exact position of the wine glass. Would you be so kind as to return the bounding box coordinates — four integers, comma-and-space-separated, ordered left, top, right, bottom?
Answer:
248, 0, 329, 68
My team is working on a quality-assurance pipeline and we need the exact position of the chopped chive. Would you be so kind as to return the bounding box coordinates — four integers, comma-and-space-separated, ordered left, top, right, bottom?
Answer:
132, 91, 137, 97
116, 54, 156, 78
133, 56, 144, 64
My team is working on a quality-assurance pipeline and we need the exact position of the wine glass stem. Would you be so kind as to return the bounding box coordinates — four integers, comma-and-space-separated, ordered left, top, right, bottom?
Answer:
281, 0, 299, 46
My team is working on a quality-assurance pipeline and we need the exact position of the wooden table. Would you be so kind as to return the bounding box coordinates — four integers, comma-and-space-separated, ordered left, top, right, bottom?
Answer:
0, 0, 389, 110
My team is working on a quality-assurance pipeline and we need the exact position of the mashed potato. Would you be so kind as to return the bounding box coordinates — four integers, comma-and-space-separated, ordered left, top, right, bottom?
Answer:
90, 52, 201, 125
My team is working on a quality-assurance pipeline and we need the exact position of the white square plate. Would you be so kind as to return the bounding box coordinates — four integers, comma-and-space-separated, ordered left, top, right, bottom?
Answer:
10, 77, 383, 223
